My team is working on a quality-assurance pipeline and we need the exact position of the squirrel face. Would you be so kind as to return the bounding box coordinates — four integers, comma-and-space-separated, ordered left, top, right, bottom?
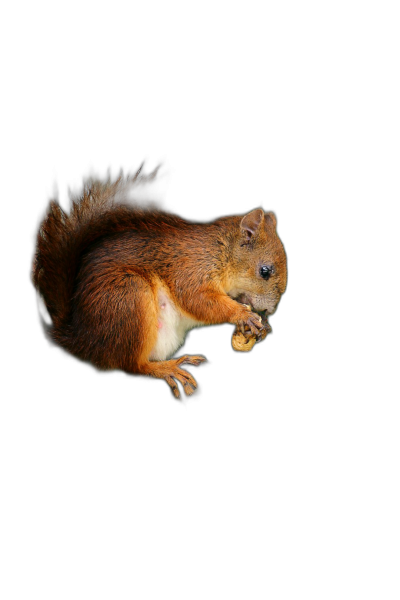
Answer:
227, 208, 287, 314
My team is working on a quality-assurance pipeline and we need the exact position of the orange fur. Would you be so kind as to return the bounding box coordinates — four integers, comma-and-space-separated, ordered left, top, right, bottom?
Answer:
32, 166, 287, 398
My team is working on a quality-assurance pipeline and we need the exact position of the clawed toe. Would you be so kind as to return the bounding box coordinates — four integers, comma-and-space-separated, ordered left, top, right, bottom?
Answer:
164, 364, 201, 399
164, 375, 197, 399
146, 355, 206, 399
165, 375, 181, 399
176, 354, 207, 367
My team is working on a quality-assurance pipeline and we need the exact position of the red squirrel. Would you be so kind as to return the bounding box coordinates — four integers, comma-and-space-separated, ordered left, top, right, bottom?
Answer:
32, 166, 287, 398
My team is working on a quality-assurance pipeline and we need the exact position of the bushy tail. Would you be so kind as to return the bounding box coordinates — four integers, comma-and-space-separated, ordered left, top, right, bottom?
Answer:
32, 164, 160, 331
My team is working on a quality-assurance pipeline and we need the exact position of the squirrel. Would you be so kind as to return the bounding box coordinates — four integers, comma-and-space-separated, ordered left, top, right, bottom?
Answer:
32, 165, 287, 398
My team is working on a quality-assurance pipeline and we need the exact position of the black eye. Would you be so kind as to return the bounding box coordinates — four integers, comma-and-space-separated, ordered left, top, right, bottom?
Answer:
260, 265, 273, 280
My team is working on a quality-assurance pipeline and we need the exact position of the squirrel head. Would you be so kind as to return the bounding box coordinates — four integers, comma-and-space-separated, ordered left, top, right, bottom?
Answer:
225, 208, 287, 314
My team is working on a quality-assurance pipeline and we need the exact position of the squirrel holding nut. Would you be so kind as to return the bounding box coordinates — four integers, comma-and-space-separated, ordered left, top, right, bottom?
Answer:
32, 166, 287, 398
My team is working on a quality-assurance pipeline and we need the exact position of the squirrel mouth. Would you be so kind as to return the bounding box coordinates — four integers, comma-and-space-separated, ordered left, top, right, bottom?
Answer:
234, 293, 270, 321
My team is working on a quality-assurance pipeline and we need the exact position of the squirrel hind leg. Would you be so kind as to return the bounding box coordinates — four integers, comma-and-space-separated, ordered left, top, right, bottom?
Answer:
136, 355, 207, 399
69, 268, 159, 370
68, 265, 206, 398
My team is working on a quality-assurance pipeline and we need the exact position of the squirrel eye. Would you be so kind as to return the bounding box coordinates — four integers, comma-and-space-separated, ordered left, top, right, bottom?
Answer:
260, 265, 273, 280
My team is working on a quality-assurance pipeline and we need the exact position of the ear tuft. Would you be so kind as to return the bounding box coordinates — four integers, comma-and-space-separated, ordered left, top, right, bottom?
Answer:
265, 211, 277, 228
240, 209, 264, 240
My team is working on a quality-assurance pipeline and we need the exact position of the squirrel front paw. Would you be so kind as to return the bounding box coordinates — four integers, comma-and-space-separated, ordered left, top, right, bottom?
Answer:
236, 308, 264, 337
231, 308, 272, 352
258, 313, 272, 340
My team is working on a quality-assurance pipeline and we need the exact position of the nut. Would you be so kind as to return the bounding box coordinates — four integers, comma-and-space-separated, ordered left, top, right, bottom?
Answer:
231, 330, 257, 352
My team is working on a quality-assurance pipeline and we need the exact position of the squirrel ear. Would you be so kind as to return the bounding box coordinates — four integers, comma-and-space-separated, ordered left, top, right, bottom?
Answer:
240, 209, 264, 240
265, 211, 277, 228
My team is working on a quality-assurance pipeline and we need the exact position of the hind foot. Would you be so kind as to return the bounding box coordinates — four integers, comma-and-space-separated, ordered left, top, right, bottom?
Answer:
166, 355, 207, 398
141, 355, 207, 399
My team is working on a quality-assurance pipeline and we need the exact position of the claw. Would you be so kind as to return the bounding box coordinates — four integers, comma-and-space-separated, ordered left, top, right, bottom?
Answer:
176, 354, 207, 367
165, 376, 181, 399
162, 355, 207, 398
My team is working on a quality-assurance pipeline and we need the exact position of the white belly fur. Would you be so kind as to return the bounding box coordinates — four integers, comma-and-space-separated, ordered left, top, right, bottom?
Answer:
149, 288, 201, 361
